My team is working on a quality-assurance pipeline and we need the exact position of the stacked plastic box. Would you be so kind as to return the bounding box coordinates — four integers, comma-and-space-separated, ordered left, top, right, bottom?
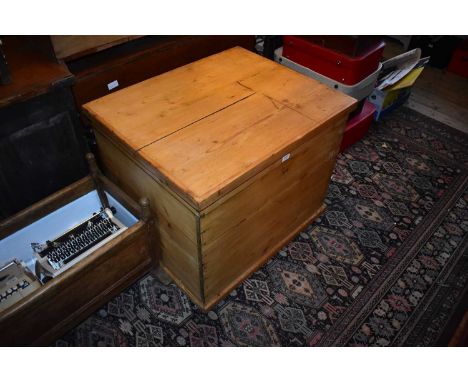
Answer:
448, 39, 468, 78
275, 36, 385, 151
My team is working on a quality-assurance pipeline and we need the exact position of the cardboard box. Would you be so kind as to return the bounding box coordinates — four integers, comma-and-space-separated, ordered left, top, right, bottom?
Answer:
368, 49, 427, 120
369, 87, 412, 121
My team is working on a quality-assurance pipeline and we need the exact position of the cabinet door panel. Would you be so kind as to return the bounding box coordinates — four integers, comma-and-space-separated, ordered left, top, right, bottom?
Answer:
0, 111, 86, 218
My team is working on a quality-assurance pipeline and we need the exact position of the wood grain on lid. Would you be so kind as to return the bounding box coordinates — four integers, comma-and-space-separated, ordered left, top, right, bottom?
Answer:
83, 47, 356, 210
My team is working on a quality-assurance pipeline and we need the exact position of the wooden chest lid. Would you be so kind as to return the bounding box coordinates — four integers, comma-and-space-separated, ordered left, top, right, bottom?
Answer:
83, 47, 356, 210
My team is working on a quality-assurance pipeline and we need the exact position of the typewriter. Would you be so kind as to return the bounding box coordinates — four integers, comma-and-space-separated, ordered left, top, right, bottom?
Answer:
31, 207, 127, 278
0, 260, 41, 313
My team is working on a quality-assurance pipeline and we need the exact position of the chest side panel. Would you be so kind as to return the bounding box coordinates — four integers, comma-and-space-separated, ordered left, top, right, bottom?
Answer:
94, 130, 202, 300
200, 117, 346, 307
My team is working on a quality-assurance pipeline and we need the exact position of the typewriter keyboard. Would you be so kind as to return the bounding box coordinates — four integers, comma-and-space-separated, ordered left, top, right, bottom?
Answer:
41, 211, 120, 271
0, 279, 31, 304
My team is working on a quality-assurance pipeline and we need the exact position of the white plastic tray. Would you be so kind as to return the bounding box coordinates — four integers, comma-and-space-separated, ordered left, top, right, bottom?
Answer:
274, 47, 382, 101
0, 190, 138, 274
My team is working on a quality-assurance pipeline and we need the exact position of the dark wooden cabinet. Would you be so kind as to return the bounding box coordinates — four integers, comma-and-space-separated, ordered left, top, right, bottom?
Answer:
0, 36, 255, 219
0, 37, 87, 219
0, 87, 87, 218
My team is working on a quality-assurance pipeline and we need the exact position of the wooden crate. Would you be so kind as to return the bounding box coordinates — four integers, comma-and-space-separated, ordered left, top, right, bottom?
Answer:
83, 47, 356, 310
0, 174, 155, 345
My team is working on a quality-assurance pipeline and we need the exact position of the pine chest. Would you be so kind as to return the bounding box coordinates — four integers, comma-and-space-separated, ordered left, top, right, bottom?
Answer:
83, 47, 356, 310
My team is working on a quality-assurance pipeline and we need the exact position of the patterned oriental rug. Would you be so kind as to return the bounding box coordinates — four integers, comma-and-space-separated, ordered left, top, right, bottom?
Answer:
57, 107, 468, 347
